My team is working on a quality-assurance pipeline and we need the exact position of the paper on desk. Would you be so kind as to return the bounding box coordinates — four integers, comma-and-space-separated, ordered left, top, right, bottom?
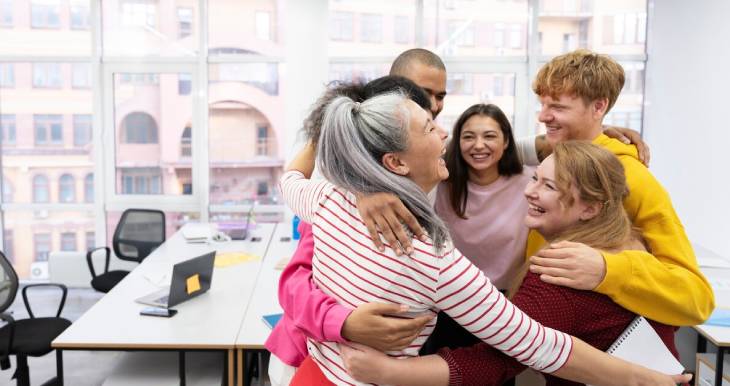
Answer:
697, 256, 730, 269
215, 252, 260, 267
143, 270, 171, 287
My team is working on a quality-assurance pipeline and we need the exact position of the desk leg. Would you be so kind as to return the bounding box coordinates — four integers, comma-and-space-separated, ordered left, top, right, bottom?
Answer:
179, 351, 186, 386
237, 350, 243, 386
228, 350, 235, 386
716, 348, 725, 386
698, 334, 708, 353
56, 349, 64, 386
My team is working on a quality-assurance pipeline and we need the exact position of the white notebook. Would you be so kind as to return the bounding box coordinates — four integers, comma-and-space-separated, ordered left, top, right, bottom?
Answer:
588, 316, 684, 386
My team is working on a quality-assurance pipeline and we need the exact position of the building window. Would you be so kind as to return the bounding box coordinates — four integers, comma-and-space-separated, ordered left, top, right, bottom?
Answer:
59, 174, 75, 203
73, 114, 92, 147
447, 73, 473, 95
85, 231, 95, 251
0, 63, 13, 87
394, 16, 409, 44
70, 3, 89, 29
563, 33, 576, 52
180, 126, 191, 157
0, 0, 12, 27
178, 73, 191, 95
121, 112, 158, 144
60, 232, 77, 251
121, 0, 156, 28
84, 173, 93, 203
34, 114, 63, 145
34, 233, 51, 261
2, 176, 12, 203
255, 11, 271, 41
33, 63, 62, 88
72, 63, 91, 88
494, 23, 505, 48
493, 75, 504, 97
1, 114, 15, 145
3, 230, 13, 263
257, 181, 269, 196
360, 14, 382, 43
31, 0, 60, 29
33, 175, 50, 203
121, 167, 162, 194
182, 183, 192, 195
330, 12, 353, 41
256, 124, 268, 156
177, 7, 192, 38
509, 24, 522, 49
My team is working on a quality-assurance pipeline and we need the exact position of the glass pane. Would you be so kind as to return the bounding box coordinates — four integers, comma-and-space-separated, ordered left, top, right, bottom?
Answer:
113, 72, 193, 195
0, 62, 94, 204
538, 0, 647, 56
0, 0, 91, 56
208, 0, 283, 56
4, 209, 94, 279
441, 72, 517, 133
208, 63, 284, 207
102, 0, 200, 57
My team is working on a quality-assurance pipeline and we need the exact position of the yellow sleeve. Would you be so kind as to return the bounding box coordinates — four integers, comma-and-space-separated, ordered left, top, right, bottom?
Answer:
594, 157, 715, 326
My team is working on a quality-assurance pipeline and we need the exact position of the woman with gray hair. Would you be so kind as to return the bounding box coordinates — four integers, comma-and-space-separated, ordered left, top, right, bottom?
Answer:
281, 92, 684, 386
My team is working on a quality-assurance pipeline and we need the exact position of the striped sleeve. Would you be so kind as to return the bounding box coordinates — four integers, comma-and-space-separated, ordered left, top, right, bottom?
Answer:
434, 247, 572, 373
280, 170, 332, 224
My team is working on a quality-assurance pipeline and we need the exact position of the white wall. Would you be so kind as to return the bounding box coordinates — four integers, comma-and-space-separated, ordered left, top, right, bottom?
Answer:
644, 0, 730, 258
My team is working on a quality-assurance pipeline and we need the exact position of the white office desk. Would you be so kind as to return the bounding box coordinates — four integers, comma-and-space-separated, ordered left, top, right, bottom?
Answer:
52, 223, 277, 386
235, 223, 299, 386
694, 245, 730, 386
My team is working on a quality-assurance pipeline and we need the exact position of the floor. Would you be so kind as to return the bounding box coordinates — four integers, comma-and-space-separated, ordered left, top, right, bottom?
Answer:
0, 287, 270, 386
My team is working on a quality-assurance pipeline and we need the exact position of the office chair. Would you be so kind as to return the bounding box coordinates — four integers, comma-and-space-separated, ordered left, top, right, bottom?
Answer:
87, 209, 165, 293
0, 251, 71, 386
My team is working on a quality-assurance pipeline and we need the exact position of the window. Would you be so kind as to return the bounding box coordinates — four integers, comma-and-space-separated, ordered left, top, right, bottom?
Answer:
360, 14, 382, 43
447, 73, 473, 95
177, 7, 192, 38
3, 231, 13, 263
59, 174, 75, 203
216, 63, 279, 95
178, 73, 191, 95
33, 63, 62, 88
1, 114, 15, 145
121, 112, 158, 144
256, 124, 268, 156
72, 63, 91, 88
180, 126, 191, 157
393, 16, 409, 44
33, 175, 50, 202
60, 232, 77, 251
493, 74, 504, 97
255, 11, 271, 41
509, 24, 522, 49
31, 0, 60, 29
0, 63, 13, 87
563, 33, 576, 52
121, 167, 162, 194
121, 0, 156, 28
330, 12, 353, 41
34, 233, 51, 261
2, 177, 12, 203
494, 23, 505, 48
34, 114, 63, 145
85, 231, 95, 251
0, 0, 12, 27
257, 181, 269, 196
84, 173, 93, 203
70, 3, 89, 29
73, 114, 92, 147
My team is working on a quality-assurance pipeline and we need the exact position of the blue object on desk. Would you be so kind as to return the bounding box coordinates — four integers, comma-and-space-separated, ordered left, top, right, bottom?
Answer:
292, 216, 300, 240
262, 313, 283, 329
705, 309, 730, 327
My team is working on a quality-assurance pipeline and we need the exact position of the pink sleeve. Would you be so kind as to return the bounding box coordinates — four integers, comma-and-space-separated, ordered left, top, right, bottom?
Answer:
278, 221, 352, 343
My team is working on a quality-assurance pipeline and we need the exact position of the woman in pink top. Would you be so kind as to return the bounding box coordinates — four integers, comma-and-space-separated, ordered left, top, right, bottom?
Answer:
282, 91, 682, 386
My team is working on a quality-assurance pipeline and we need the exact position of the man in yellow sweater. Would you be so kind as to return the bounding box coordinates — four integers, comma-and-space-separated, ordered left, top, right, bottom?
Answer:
527, 49, 714, 326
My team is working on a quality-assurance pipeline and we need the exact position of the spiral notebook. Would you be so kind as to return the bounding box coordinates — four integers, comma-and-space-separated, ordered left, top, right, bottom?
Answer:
587, 316, 684, 386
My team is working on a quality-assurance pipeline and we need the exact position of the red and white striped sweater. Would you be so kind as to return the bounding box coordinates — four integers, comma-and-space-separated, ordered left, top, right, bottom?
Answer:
281, 171, 573, 386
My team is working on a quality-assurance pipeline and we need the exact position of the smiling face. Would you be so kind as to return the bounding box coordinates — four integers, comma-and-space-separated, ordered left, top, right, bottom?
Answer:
523, 155, 594, 240
388, 99, 449, 192
459, 115, 508, 183
406, 62, 447, 119
537, 93, 606, 147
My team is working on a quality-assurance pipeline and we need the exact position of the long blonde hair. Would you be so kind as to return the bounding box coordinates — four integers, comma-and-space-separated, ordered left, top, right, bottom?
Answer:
551, 141, 634, 251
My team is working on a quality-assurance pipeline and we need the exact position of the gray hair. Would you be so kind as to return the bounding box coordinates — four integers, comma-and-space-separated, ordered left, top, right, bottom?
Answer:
317, 92, 450, 251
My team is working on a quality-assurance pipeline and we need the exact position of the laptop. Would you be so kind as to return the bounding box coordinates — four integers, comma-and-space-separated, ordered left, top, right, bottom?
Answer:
136, 251, 216, 309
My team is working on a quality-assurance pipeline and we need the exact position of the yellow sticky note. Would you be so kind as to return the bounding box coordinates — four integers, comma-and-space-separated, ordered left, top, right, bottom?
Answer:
186, 274, 201, 295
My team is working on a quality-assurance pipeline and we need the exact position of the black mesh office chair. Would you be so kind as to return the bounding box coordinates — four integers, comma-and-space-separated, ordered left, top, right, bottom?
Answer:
87, 209, 165, 293
0, 251, 71, 386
